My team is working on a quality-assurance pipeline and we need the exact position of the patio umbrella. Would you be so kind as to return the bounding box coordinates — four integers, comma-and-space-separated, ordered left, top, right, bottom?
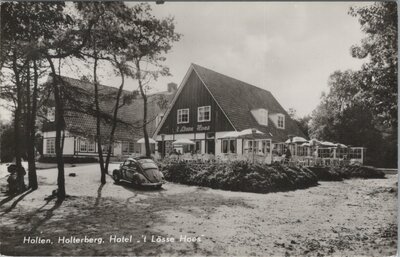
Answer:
301, 142, 311, 147
309, 139, 321, 146
335, 143, 347, 148
320, 141, 336, 147
172, 138, 195, 145
285, 136, 308, 144
137, 137, 156, 144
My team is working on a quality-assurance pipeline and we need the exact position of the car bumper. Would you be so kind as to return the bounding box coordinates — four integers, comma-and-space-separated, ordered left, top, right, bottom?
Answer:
140, 181, 166, 186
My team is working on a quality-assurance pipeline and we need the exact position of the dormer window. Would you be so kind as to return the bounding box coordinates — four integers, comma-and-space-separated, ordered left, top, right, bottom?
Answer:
277, 114, 285, 129
47, 107, 55, 122
156, 113, 164, 127
251, 108, 268, 126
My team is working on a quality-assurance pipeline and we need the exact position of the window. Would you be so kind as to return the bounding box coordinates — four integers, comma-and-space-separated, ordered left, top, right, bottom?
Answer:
273, 143, 286, 156
80, 140, 87, 152
221, 139, 236, 154
122, 142, 130, 155
46, 138, 55, 154
198, 106, 211, 122
47, 107, 55, 122
251, 109, 268, 126
88, 141, 95, 152
122, 142, 135, 155
177, 109, 189, 124
195, 140, 201, 153
262, 140, 271, 155
318, 148, 331, 158
277, 115, 285, 129
102, 144, 111, 154
129, 142, 135, 153
297, 146, 308, 156
156, 114, 164, 127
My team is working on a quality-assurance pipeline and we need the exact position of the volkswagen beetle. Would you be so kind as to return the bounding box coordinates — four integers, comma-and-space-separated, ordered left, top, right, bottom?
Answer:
112, 158, 165, 188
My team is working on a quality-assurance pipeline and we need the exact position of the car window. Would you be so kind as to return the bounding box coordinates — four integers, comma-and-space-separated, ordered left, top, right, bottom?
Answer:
140, 162, 158, 170
127, 161, 135, 167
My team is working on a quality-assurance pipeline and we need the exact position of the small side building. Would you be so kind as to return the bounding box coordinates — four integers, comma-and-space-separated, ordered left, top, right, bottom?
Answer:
41, 76, 176, 160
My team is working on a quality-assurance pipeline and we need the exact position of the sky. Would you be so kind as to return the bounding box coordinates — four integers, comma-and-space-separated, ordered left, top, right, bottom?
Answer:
0, 1, 370, 122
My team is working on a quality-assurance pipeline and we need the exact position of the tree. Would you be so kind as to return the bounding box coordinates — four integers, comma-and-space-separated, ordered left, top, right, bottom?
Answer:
309, 70, 396, 167
125, 3, 181, 157
349, 2, 397, 127
76, 2, 138, 182
295, 115, 311, 139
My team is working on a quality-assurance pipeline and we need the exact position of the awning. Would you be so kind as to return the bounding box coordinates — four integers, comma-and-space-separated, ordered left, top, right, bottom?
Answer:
220, 131, 240, 139
285, 136, 308, 144
237, 128, 268, 139
172, 138, 195, 145
137, 137, 156, 144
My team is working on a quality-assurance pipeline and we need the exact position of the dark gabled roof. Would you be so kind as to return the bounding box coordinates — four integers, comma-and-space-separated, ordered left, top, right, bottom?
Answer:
44, 76, 174, 141
191, 64, 306, 142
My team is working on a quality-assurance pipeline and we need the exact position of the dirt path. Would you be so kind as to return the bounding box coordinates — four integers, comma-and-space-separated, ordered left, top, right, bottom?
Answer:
0, 164, 397, 256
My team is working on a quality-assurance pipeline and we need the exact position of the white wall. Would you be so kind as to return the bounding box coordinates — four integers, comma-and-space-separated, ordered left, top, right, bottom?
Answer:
237, 139, 243, 155
43, 137, 75, 155
215, 139, 221, 155
63, 137, 75, 155
114, 141, 122, 156
155, 132, 207, 141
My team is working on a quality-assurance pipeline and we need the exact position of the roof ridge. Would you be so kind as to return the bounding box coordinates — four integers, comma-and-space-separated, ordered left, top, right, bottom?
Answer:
57, 75, 168, 98
191, 63, 271, 94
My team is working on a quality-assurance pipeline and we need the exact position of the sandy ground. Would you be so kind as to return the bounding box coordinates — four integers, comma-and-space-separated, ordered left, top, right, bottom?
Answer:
0, 163, 397, 256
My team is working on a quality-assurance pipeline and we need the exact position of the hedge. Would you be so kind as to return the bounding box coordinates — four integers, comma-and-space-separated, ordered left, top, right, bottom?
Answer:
162, 161, 386, 194
162, 161, 319, 193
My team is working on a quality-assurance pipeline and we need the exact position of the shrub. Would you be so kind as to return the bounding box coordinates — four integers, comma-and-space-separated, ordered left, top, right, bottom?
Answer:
332, 165, 385, 179
162, 161, 319, 194
308, 167, 343, 181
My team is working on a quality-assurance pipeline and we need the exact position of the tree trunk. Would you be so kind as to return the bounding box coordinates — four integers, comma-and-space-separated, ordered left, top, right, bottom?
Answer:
93, 54, 106, 184
12, 53, 26, 192
136, 60, 151, 157
28, 60, 39, 189
25, 61, 38, 190
105, 58, 125, 172
47, 57, 66, 199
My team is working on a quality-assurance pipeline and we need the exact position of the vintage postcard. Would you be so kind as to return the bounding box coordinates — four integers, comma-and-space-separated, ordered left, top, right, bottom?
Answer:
0, 1, 397, 256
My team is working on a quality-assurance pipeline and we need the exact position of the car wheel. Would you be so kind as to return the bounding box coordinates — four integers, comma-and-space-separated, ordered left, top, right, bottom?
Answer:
113, 170, 120, 183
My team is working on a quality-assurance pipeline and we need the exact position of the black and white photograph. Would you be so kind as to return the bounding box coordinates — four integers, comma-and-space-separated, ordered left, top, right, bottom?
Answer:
0, 1, 397, 256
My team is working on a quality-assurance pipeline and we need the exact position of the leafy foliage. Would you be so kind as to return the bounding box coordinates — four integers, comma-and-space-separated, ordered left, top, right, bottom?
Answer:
310, 69, 396, 167
349, 2, 397, 126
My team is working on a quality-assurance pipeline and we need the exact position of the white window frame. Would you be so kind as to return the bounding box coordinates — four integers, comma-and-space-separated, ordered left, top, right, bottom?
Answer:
80, 139, 87, 152
46, 138, 55, 154
87, 141, 95, 152
177, 108, 189, 124
277, 114, 285, 129
198, 106, 211, 122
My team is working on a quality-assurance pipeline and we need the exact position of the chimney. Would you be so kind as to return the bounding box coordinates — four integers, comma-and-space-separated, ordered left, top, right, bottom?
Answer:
167, 82, 177, 93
